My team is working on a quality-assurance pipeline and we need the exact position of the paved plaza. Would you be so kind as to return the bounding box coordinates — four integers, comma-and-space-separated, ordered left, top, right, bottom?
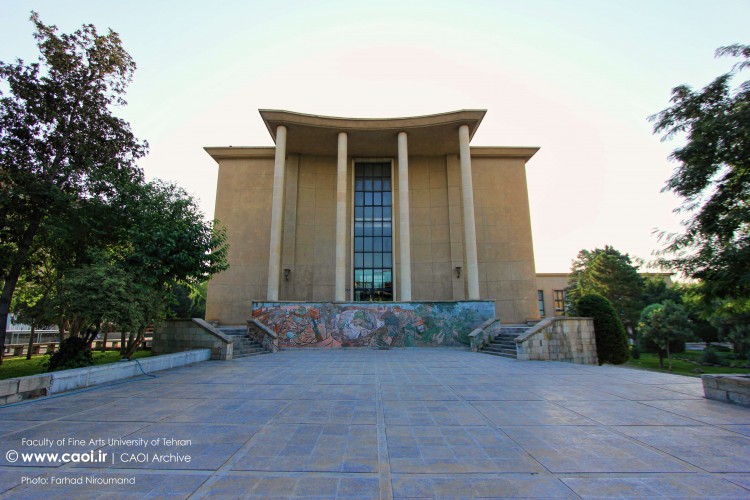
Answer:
0, 348, 749, 498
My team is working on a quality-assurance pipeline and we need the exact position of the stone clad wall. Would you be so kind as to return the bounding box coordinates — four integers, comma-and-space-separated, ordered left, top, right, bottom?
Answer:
253, 301, 495, 349
152, 319, 233, 360
515, 317, 597, 364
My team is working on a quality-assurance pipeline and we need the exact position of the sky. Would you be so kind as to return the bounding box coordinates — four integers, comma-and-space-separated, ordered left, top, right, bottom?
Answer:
1, 0, 748, 273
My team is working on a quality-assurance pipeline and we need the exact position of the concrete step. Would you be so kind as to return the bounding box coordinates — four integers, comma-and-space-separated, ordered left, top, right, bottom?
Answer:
218, 326, 247, 336
224, 330, 271, 358
479, 350, 518, 359
234, 350, 270, 358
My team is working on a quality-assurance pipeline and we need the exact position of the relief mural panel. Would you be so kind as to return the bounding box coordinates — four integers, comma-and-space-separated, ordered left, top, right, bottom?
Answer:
252, 301, 495, 349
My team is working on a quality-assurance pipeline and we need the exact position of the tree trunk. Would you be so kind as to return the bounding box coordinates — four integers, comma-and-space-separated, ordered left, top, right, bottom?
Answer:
57, 322, 65, 345
100, 328, 109, 352
124, 331, 144, 359
0, 218, 42, 365
120, 331, 127, 356
666, 341, 672, 372
658, 351, 664, 369
26, 321, 36, 360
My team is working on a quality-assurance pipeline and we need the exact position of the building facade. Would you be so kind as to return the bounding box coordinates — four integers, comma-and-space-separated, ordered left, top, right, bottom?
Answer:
205, 110, 540, 325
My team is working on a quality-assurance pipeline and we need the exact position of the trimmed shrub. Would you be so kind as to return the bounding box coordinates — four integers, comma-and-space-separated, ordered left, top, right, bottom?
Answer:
630, 344, 640, 359
45, 337, 94, 372
575, 293, 629, 365
701, 347, 721, 365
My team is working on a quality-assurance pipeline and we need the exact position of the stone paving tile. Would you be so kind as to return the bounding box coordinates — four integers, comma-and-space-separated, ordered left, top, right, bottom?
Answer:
725, 474, 750, 491
0, 468, 46, 494
561, 474, 750, 498
448, 384, 543, 401
233, 424, 378, 472
381, 384, 459, 401
614, 425, 750, 472
299, 384, 377, 400
592, 383, 703, 401
386, 426, 543, 473
164, 399, 288, 425
722, 424, 750, 437
383, 400, 487, 426
482, 375, 580, 387
602, 369, 703, 385
2, 348, 750, 498
525, 384, 625, 401
2, 470, 209, 499
557, 400, 704, 426
229, 385, 307, 400
557, 375, 650, 388
275, 400, 376, 425
473, 400, 596, 426
0, 395, 116, 421
308, 373, 374, 385
502, 426, 695, 473
81, 422, 262, 471
391, 474, 577, 498
0, 420, 40, 437
378, 374, 455, 385
653, 382, 706, 398
642, 398, 750, 425
61, 397, 201, 423
198, 474, 379, 499
0, 421, 149, 467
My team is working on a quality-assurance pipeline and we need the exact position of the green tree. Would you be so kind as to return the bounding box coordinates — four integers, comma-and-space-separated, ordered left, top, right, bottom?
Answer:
575, 293, 629, 365
651, 44, 750, 302
708, 298, 750, 358
642, 276, 683, 306
567, 246, 644, 337
0, 13, 147, 363
10, 260, 57, 359
114, 180, 227, 357
679, 282, 721, 346
169, 281, 208, 319
46, 180, 227, 359
638, 301, 693, 371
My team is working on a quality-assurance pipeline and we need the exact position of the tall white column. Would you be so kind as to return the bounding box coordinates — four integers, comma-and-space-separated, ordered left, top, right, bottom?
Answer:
267, 125, 287, 301
398, 131, 412, 301
459, 124, 480, 299
334, 132, 348, 301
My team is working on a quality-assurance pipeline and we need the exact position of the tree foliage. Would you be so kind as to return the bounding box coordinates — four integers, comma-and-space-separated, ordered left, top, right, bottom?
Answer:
567, 246, 644, 335
638, 301, 692, 371
574, 293, 629, 365
651, 44, 750, 301
0, 13, 147, 361
1, 15, 228, 363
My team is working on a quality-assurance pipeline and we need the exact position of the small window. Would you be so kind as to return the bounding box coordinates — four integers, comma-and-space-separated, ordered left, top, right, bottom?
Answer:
538, 290, 546, 317
553, 290, 566, 314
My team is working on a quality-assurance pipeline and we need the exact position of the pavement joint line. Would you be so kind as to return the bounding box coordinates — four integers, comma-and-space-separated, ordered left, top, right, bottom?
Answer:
442, 377, 560, 478
185, 382, 299, 498
375, 355, 393, 500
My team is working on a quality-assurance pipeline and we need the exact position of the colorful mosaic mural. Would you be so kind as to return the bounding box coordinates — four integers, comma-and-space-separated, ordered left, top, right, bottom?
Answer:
252, 301, 495, 348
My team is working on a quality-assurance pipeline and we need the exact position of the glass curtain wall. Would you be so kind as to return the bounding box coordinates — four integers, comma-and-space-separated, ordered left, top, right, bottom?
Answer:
353, 162, 393, 301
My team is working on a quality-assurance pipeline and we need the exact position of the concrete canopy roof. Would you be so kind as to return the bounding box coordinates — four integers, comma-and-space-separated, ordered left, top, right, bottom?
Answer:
259, 109, 487, 156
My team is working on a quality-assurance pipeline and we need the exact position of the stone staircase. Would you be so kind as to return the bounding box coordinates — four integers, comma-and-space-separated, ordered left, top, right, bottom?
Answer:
217, 326, 271, 358
480, 324, 531, 359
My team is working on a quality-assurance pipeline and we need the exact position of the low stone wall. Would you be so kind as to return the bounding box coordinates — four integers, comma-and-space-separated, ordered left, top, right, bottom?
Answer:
0, 350, 211, 405
702, 374, 750, 407
515, 317, 598, 364
468, 318, 499, 352
152, 318, 233, 360
248, 319, 279, 352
